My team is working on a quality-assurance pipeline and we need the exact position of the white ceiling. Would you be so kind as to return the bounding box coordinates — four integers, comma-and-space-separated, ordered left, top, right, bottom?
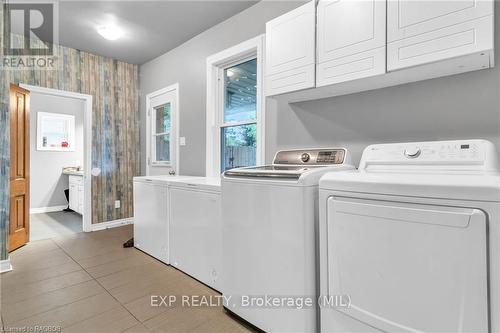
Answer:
57, 1, 258, 64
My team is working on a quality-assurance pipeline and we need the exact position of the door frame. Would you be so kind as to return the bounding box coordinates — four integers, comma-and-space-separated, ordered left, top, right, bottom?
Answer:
20, 84, 93, 232
145, 83, 180, 176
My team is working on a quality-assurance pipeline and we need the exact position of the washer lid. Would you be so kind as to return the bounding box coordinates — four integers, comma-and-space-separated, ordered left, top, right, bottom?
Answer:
223, 165, 325, 179
320, 171, 500, 202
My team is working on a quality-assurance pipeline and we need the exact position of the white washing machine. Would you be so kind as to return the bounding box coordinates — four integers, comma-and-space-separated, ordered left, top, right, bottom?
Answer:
222, 148, 354, 333
318, 139, 500, 333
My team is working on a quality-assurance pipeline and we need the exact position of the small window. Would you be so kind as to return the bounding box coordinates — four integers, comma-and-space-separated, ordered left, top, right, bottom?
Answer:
37, 112, 75, 152
221, 58, 257, 172
152, 103, 171, 164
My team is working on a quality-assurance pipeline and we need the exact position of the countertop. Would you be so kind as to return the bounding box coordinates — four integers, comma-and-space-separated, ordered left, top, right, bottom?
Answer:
133, 175, 221, 191
63, 170, 84, 176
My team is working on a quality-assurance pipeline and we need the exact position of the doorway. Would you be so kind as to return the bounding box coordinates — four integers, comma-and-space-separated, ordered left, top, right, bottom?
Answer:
11, 84, 92, 248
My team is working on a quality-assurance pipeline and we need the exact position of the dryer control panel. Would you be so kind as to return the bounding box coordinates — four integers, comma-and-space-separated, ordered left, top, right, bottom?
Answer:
359, 140, 500, 173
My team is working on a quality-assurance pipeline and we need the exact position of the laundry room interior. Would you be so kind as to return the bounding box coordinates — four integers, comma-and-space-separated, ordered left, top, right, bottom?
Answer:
1, 1, 499, 332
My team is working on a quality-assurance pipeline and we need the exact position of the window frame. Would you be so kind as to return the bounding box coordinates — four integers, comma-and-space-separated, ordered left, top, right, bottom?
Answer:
219, 56, 258, 172
145, 83, 180, 175
151, 103, 172, 166
206, 35, 265, 177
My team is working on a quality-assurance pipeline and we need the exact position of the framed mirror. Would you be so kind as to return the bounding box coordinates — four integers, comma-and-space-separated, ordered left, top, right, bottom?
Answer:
36, 112, 76, 151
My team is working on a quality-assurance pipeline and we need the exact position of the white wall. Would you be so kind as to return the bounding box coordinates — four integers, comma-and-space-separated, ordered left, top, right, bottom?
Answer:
30, 93, 84, 209
140, 1, 500, 174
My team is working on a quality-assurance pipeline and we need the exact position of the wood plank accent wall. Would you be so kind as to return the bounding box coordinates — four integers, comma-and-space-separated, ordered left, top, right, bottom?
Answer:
0, 8, 140, 259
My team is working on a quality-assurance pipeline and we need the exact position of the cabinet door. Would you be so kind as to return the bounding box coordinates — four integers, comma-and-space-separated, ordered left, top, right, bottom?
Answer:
169, 188, 222, 291
77, 184, 84, 215
387, 0, 494, 71
317, 0, 386, 87
69, 184, 78, 211
133, 182, 169, 264
265, 0, 315, 96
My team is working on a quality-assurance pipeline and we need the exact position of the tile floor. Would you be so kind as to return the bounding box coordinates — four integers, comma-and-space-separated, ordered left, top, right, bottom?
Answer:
30, 211, 83, 241
1, 225, 255, 333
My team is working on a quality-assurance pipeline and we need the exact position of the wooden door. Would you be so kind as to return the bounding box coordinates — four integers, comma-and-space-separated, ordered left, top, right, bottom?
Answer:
9, 84, 30, 252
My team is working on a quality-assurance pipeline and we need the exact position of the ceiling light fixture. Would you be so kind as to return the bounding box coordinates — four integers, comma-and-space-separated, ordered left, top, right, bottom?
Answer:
97, 25, 123, 41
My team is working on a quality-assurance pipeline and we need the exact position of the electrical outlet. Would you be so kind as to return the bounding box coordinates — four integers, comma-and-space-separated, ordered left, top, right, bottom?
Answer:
115, 200, 120, 209
179, 137, 186, 146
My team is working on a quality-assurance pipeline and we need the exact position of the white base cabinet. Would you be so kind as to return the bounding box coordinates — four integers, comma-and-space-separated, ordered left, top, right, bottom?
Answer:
316, 0, 386, 86
169, 179, 222, 291
69, 175, 84, 215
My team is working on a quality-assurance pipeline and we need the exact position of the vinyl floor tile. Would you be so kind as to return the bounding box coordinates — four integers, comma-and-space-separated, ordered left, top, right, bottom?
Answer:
122, 323, 153, 333
144, 306, 221, 332
1, 261, 82, 288
63, 305, 139, 332
2, 270, 93, 304
85, 252, 156, 278
7, 293, 120, 329
189, 311, 256, 333
1, 225, 253, 333
2, 280, 104, 325
30, 212, 83, 242
76, 247, 142, 268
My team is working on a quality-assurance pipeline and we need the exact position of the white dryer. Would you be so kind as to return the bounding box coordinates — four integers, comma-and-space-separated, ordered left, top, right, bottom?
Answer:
222, 148, 354, 333
318, 139, 500, 333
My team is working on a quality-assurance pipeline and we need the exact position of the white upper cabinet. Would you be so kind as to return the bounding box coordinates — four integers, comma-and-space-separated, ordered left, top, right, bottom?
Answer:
265, 1, 316, 96
264, 0, 494, 101
387, 0, 494, 71
316, 0, 386, 87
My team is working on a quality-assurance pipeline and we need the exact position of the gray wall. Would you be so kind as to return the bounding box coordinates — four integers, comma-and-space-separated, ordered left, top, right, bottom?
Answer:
139, 1, 303, 176
141, 1, 500, 174
30, 93, 84, 209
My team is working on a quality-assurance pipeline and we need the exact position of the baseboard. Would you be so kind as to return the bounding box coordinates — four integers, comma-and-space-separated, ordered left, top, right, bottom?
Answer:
91, 217, 133, 231
0, 258, 12, 273
30, 205, 67, 214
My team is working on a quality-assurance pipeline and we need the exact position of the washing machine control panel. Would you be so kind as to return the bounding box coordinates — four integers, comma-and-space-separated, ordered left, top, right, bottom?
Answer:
274, 148, 347, 165
360, 140, 499, 172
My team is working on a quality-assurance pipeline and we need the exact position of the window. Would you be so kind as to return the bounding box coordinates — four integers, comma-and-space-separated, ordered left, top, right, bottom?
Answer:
36, 112, 75, 151
152, 103, 171, 163
221, 59, 257, 172
206, 35, 265, 177
146, 83, 179, 175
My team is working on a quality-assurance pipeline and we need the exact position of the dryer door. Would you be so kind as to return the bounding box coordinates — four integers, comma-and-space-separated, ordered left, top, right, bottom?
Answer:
326, 197, 488, 333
